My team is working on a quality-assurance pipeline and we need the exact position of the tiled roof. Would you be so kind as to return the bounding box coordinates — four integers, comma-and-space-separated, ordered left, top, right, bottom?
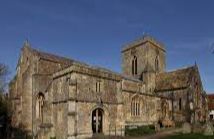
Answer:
30, 47, 76, 65
28, 46, 121, 77
155, 66, 196, 92
208, 104, 214, 110
208, 94, 214, 110
208, 94, 214, 99
27, 46, 92, 72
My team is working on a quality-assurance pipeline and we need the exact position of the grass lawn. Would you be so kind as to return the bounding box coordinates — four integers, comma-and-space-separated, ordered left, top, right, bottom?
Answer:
125, 125, 156, 136
165, 133, 214, 139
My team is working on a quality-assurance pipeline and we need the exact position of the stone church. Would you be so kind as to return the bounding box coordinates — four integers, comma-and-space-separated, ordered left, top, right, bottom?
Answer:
9, 35, 207, 139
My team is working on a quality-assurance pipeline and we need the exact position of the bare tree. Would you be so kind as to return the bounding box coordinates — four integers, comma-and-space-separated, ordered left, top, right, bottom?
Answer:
0, 63, 9, 115
0, 63, 9, 138
0, 64, 8, 94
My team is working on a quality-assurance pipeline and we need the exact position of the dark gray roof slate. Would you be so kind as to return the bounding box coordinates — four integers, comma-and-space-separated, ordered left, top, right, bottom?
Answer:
28, 46, 122, 77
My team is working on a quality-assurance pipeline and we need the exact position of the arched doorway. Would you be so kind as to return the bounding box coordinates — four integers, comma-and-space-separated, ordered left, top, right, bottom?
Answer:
92, 108, 103, 133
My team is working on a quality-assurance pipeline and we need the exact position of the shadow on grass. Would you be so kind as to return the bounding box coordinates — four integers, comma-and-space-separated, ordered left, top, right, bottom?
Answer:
164, 133, 214, 139
88, 135, 124, 139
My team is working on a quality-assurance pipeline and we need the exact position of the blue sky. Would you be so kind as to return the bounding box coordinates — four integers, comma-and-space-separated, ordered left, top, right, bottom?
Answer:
0, 0, 214, 93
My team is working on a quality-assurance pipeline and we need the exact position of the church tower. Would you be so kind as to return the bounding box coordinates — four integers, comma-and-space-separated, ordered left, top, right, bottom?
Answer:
121, 35, 166, 93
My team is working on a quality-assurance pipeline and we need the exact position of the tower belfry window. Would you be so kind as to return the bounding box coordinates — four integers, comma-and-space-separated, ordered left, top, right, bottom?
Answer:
155, 55, 159, 72
132, 56, 138, 75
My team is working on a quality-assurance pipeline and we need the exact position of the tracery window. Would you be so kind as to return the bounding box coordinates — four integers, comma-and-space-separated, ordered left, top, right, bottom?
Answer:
131, 97, 140, 116
132, 56, 137, 75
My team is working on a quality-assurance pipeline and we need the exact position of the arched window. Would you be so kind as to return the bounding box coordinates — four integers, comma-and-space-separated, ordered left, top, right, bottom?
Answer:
36, 93, 45, 121
155, 55, 159, 72
132, 56, 137, 75
131, 97, 140, 116
135, 57, 137, 74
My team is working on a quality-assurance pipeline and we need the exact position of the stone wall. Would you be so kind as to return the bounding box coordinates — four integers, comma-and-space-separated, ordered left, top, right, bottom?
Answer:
122, 40, 166, 78
157, 89, 189, 122
21, 65, 33, 131
10, 46, 35, 132
123, 93, 158, 125
122, 79, 158, 126
50, 66, 124, 139
9, 37, 208, 139
121, 40, 166, 96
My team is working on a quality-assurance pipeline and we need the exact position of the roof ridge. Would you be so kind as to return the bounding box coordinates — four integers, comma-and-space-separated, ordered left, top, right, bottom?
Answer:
165, 65, 196, 74
66, 62, 122, 77
121, 74, 142, 82
29, 47, 92, 67
30, 47, 73, 62
27, 46, 123, 77
122, 35, 165, 52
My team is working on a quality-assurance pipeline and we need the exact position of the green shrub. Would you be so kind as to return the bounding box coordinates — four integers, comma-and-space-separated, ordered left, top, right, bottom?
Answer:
125, 125, 156, 136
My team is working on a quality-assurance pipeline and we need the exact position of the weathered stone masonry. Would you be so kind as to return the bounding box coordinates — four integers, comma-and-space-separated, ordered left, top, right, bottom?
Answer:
9, 35, 208, 139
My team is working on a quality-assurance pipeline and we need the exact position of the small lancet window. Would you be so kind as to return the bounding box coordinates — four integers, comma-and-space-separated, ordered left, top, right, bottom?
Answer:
155, 55, 159, 72
96, 81, 101, 92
